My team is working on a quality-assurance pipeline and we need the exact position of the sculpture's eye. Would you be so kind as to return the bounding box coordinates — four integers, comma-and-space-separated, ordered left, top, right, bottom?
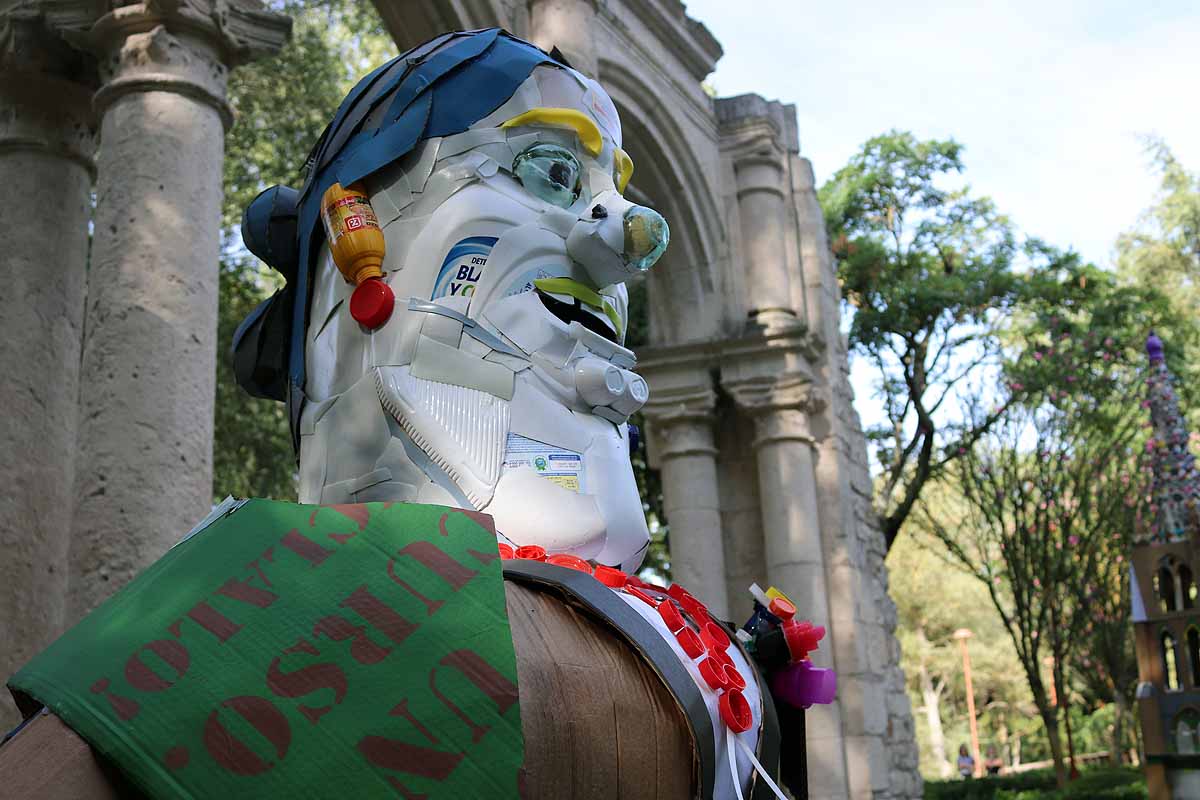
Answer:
513, 144, 582, 208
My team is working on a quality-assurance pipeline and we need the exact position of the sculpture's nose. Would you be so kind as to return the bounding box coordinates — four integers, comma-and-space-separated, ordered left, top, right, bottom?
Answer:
622, 206, 669, 272
566, 193, 670, 288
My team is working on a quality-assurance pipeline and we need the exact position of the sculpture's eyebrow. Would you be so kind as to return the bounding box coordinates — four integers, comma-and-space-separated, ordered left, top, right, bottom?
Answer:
500, 107, 603, 157
613, 147, 634, 193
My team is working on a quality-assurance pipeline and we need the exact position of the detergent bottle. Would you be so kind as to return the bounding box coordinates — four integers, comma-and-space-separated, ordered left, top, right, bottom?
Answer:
320, 181, 393, 328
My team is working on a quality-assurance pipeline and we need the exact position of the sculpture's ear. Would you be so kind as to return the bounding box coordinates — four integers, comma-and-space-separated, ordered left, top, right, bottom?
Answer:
231, 287, 292, 402
231, 185, 300, 402
241, 184, 299, 281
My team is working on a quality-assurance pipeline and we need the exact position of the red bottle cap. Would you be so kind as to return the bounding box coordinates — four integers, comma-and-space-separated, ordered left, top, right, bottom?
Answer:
723, 664, 746, 691
698, 657, 730, 691
720, 689, 752, 733
710, 646, 735, 669
658, 600, 685, 633
680, 594, 709, 622
547, 554, 593, 574
700, 621, 730, 652
515, 544, 547, 562
675, 626, 705, 659
350, 277, 395, 329
667, 584, 689, 602
768, 597, 796, 621
497, 543, 515, 560
593, 565, 627, 588
782, 620, 826, 663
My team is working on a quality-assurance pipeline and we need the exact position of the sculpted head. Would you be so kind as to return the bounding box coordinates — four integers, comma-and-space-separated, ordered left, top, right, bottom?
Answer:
237, 30, 668, 571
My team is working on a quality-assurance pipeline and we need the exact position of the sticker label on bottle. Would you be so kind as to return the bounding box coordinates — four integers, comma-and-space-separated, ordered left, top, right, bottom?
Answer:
432, 236, 498, 299
322, 194, 379, 242
503, 432, 585, 493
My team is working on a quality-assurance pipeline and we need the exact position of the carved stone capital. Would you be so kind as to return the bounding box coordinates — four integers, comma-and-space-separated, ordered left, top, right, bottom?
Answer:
725, 374, 826, 448
640, 386, 719, 460
0, 6, 98, 174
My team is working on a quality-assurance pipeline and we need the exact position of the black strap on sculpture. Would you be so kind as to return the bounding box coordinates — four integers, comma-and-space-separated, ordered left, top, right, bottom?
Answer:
501, 561, 717, 800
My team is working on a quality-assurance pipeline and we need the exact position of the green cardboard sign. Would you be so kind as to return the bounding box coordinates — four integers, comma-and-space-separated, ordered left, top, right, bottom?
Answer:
8, 499, 523, 799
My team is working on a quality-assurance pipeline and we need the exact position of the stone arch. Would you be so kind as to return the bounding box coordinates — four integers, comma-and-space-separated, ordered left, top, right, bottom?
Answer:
1183, 563, 1196, 609
1159, 555, 1183, 613
596, 58, 724, 345
371, 1, 518, 52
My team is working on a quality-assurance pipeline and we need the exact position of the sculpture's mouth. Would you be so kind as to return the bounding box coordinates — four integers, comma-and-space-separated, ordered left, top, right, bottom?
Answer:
536, 289, 619, 344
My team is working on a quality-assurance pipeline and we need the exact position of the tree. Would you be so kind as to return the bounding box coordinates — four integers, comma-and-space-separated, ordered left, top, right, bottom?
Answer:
1117, 138, 1200, 321
213, 1, 393, 501
820, 130, 1046, 550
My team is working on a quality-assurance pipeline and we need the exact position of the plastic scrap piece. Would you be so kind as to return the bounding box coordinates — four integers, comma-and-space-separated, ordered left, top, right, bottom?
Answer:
350, 277, 395, 328
625, 585, 658, 608
546, 553, 592, 574
515, 544, 547, 561
698, 657, 730, 691
769, 659, 837, 709
593, 565, 626, 588
782, 620, 825, 664
719, 689, 753, 733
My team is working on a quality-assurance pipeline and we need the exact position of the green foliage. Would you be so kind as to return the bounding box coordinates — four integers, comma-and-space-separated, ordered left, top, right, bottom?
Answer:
1116, 137, 1200, 322
213, 1, 393, 501
820, 130, 1039, 548
924, 766, 1145, 800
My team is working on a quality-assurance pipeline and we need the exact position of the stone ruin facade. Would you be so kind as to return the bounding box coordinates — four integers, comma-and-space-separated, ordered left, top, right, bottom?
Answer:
0, 0, 921, 797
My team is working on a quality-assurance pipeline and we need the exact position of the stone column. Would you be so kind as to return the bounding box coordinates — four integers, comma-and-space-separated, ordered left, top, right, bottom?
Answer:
0, 9, 96, 725
643, 382, 731, 617
734, 156, 795, 328
528, 0, 597, 76
68, 3, 289, 620
731, 374, 852, 799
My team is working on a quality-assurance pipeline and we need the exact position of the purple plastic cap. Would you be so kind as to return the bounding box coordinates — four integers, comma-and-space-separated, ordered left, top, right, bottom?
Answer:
769, 659, 838, 709
1147, 332, 1165, 363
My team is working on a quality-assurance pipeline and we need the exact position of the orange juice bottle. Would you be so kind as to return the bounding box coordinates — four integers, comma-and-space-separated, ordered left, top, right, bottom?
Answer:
320, 181, 392, 328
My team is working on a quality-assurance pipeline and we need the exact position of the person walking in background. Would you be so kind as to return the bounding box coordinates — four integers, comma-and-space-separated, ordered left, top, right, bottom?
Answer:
984, 744, 1003, 775
958, 744, 976, 779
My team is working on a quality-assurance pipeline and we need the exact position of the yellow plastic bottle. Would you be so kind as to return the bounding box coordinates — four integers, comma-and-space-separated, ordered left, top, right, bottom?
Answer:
320, 181, 393, 328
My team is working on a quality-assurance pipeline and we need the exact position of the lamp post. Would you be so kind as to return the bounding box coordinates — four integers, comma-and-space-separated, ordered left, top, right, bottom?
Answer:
955, 628, 982, 777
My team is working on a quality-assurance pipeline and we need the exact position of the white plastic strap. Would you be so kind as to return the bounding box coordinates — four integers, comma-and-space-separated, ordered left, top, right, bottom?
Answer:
735, 734, 788, 800
727, 734, 745, 800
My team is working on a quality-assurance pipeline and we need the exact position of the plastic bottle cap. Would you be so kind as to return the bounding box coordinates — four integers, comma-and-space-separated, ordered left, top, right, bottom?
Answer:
710, 646, 735, 669
768, 597, 796, 621
667, 584, 689, 602
497, 543, 515, 560
593, 565, 627, 587
349, 277, 395, 329
658, 600, 686, 633
680, 594, 708, 622
700, 621, 730, 652
675, 626, 705, 659
720, 689, 753, 733
723, 664, 747, 691
698, 657, 730, 691
546, 554, 593, 574
515, 544, 547, 562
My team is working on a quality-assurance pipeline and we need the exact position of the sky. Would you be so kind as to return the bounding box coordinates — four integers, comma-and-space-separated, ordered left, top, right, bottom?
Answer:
683, 0, 1200, 438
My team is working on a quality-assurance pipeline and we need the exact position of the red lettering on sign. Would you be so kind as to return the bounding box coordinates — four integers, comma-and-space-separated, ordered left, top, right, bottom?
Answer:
357, 734, 463, 784
428, 650, 518, 744
245, 550, 274, 588
203, 695, 291, 776
89, 677, 139, 721
340, 585, 418, 646
215, 575, 279, 609
312, 614, 393, 666
438, 514, 451, 538
125, 639, 190, 692
266, 639, 348, 725
280, 528, 334, 566
467, 548, 498, 566
386, 542, 479, 616
387, 698, 439, 745
327, 504, 371, 531
169, 600, 243, 643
